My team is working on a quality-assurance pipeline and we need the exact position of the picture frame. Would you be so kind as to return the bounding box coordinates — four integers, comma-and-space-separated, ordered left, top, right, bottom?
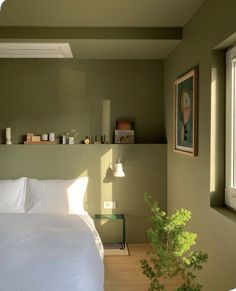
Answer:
173, 68, 198, 156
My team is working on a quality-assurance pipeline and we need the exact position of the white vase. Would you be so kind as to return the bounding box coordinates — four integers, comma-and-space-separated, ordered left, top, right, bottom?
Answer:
6, 128, 12, 145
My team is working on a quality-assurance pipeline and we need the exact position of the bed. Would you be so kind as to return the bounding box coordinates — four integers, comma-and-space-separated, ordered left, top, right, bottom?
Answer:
0, 177, 104, 291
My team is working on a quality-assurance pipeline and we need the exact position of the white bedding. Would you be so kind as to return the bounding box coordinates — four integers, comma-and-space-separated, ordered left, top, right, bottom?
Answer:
0, 213, 104, 291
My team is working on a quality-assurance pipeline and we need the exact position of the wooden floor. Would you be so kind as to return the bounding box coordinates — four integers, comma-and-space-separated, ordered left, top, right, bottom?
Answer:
104, 244, 183, 291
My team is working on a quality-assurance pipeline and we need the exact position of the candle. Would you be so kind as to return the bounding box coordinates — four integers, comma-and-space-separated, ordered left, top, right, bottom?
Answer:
49, 132, 55, 142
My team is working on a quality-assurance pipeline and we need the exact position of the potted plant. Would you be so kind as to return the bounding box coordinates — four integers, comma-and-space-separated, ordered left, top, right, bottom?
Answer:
140, 193, 208, 291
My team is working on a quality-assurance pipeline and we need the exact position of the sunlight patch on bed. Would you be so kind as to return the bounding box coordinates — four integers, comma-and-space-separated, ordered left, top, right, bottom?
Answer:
67, 175, 88, 214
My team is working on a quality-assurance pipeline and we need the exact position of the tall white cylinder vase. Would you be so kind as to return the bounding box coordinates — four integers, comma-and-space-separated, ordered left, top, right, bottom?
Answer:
6, 128, 12, 145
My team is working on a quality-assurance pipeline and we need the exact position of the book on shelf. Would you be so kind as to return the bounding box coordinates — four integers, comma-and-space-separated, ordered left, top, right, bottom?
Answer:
115, 130, 134, 144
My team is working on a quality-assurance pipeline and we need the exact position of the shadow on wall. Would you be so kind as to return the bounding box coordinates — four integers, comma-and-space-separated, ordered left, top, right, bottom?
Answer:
60, 145, 166, 243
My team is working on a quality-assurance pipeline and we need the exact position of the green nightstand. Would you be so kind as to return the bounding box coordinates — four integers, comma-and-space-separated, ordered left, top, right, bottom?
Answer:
94, 213, 126, 249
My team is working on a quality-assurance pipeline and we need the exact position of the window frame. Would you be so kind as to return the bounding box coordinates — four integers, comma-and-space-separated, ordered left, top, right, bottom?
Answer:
225, 46, 236, 210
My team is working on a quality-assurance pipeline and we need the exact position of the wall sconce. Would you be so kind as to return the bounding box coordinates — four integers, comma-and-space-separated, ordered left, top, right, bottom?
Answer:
113, 159, 125, 177
0, 0, 6, 10
103, 159, 125, 183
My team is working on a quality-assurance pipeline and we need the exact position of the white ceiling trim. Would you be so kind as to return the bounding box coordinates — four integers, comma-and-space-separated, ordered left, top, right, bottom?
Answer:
0, 43, 73, 58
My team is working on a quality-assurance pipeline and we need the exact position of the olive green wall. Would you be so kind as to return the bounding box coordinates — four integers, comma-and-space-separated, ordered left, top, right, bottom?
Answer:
0, 58, 166, 243
0, 144, 166, 243
0, 59, 164, 144
164, 0, 236, 290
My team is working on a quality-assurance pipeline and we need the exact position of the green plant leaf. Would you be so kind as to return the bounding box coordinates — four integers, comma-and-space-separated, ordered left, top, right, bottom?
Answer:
140, 194, 208, 291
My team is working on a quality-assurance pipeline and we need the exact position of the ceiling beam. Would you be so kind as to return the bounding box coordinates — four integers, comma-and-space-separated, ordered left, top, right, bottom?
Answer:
0, 27, 182, 40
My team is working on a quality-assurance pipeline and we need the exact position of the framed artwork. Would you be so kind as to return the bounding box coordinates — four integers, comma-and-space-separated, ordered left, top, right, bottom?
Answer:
173, 68, 198, 156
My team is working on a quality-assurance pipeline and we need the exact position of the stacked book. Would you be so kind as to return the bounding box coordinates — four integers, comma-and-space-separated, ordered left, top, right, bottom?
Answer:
115, 121, 134, 144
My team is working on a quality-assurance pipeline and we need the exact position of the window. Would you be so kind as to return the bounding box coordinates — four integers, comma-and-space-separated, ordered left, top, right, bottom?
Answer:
225, 46, 236, 210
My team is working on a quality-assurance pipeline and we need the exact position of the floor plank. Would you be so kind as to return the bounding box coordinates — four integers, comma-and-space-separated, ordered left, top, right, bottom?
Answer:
104, 244, 183, 291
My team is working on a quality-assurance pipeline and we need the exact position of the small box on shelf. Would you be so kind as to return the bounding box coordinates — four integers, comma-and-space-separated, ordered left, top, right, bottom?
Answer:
31, 135, 41, 142
116, 121, 134, 130
26, 133, 34, 142
115, 121, 134, 144
115, 130, 134, 144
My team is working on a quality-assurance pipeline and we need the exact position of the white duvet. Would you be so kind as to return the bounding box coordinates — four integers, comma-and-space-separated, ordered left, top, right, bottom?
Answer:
0, 213, 104, 291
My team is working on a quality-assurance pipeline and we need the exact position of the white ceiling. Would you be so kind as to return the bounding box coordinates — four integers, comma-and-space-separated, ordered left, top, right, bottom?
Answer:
0, 0, 205, 27
0, 0, 205, 59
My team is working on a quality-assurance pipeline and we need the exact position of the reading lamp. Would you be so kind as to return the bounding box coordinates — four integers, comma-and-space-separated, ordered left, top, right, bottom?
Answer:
113, 159, 125, 177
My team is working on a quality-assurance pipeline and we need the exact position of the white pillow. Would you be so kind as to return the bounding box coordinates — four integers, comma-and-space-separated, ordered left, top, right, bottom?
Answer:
0, 177, 28, 213
25, 177, 88, 214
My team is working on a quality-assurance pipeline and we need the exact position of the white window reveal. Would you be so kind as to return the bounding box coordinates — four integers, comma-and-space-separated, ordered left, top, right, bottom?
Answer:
225, 46, 236, 210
